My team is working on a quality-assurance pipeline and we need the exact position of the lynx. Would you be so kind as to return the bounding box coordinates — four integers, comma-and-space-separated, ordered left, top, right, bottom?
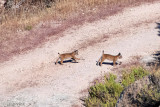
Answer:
55, 50, 80, 65
97, 50, 122, 66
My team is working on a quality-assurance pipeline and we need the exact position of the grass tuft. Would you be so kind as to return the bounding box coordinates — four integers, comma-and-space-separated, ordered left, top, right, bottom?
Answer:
24, 25, 32, 31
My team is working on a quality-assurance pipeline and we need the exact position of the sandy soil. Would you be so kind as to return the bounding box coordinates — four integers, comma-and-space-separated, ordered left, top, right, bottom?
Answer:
0, 1, 160, 107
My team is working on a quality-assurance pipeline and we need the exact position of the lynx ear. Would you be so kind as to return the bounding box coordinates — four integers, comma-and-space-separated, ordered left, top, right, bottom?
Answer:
118, 53, 121, 55
75, 50, 78, 54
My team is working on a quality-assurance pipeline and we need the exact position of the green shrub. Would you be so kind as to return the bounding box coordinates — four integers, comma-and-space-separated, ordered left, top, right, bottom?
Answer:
136, 70, 160, 106
121, 67, 149, 87
85, 74, 124, 107
84, 67, 149, 107
137, 86, 160, 106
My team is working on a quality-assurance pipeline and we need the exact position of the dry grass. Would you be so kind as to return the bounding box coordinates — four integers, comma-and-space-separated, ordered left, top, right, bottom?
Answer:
0, 0, 157, 62
1, 0, 156, 30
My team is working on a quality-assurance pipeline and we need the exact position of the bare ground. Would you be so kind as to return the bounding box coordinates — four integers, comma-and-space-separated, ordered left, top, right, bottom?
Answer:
0, 1, 160, 107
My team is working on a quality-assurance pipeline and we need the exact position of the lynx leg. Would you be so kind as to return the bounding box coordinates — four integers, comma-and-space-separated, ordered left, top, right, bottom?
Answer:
100, 57, 105, 66
113, 59, 116, 66
55, 57, 60, 65
60, 58, 64, 65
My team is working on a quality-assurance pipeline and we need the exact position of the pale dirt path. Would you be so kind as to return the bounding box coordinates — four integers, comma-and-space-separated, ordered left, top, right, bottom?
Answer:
0, 1, 160, 107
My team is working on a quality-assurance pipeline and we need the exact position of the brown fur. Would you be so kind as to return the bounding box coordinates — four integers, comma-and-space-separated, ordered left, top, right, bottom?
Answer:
55, 50, 80, 65
97, 50, 122, 66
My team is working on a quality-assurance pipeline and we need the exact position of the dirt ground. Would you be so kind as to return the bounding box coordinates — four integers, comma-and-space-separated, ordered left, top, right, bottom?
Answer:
0, 1, 160, 107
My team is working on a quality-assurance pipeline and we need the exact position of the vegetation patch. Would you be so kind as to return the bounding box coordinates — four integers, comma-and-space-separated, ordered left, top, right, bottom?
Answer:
84, 67, 150, 107
137, 86, 160, 107
117, 70, 160, 107
24, 25, 32, 31
121, 67, 149, 87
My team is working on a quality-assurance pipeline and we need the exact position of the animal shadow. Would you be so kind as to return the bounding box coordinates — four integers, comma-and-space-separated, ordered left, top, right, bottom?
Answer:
102, 62, 114, 66
57, 59, 78, 64
96, 61, 118, 66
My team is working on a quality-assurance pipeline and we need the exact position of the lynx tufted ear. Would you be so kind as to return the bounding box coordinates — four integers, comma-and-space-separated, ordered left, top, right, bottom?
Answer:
118, 53, 122, 59
74, 50, 78, 53
74, 50, 78, 55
